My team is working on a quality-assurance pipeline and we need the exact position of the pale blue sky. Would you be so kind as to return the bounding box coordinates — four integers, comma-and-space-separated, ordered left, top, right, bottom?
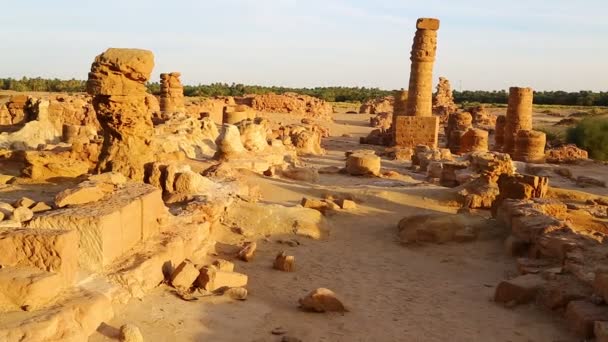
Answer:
1, 0, 606, 91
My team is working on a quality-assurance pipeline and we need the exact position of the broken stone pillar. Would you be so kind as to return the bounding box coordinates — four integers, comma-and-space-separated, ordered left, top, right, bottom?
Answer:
86, 48, 155, 181
446, 112, 472, 153
460, 128, 489, 153
494, 115, 506, 150
513, 130, 546, 163
432, 77, 457, 119
503, 87, 533, 154
394, 18, 440, 148
159, 72, 185, 115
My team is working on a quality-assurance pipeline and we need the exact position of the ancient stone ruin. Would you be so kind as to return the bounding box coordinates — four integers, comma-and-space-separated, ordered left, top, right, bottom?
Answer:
87, 48, 156, 181
393, 18, 440, 148
0, 10, 604, 342
159, 72, 185, 116
432, 76, 457, 120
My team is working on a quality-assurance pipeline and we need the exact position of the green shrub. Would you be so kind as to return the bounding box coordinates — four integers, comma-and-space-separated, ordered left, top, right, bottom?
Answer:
566, 118, 608, 160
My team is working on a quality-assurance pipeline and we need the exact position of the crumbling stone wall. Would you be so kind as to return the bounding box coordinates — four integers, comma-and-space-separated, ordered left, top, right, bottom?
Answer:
432, 77, 457, 119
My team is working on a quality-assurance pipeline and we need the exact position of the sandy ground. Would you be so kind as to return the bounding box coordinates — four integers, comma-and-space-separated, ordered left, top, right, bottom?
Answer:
85, 112, 599, 342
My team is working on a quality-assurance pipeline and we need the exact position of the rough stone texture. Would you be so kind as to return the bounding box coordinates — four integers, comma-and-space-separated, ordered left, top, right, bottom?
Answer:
446, 112, 473, 153
10, 206, 34, 223
215, 124, 246, 159
346, 152, 381, 176
545, 144, 588, 163
28, 183, 165, 271
391, 90, 408, 136
274, 251, 295, 272
513, 130, 546, 163
370, 112, 392, 130
0, 289, 113, 342
432, 77, 457, 119
503, 87, 533, 154
494, 274, 545, 305
237, 242, 257, 262
223, 105, 256, 125
565, 301, 608, 339
87, 48, 155, 181
459, 128, 488, 154
250, 93, 332, 119
393, 116, 439, 148
494, 115, 506, 150
0, 266, 65, 312
160, 72, 185, 115
359, 96, 394, 114
299, 288, 347, 313
398, 213, 485, 244
0, 228, 78, 284
196, 266, 248, 291
468, 105, 496, 127
22, 150, 92, 180
595, 321, 608, 342
237, 118, 269, 152
54, 182, 112, 208
120, 324, 144, 342
170, 260, 199, 289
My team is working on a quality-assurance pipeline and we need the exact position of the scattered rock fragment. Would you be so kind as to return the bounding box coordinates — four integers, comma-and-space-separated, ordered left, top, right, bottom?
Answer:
494, 274, 545, 306
170, 260, 199, 289
54, 182, 112, 207
14, 197, 35, 208
337, 199, 357, 210
212, 259, 235, 272
274, 251, 295, 272
119, 323, 144, 342
0, 202, 14, 216
237, 242, 257, 262
224, 287, 248, 300
10, 206, 33, 223
345, 152, 381, 176
565, 300, 608, 339
30, 201, 52, 213
299, 288, 347, 313
196, 266, 248, 291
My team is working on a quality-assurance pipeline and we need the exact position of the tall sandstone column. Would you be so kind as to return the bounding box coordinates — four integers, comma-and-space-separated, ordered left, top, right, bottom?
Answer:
503, 87, 533, 154
406, 18, 439, 117
87, 48, 155, 181
160, 72, 185, 115
394, 18, 440, 148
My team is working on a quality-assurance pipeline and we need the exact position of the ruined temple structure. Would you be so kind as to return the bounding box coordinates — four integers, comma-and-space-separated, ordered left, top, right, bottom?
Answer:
87, 48, 156, 181
432, 77, 457, 121
160, 72, 185, 115
503, 87, 533, 155
391, 90, 408, 138
393, 18, 440, 148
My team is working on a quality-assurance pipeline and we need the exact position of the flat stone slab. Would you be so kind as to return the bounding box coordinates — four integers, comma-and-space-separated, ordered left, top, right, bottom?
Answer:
28, 183, 165, 272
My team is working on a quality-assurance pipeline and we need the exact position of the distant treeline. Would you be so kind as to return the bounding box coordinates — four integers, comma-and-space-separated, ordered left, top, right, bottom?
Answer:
2, 77, 607, 106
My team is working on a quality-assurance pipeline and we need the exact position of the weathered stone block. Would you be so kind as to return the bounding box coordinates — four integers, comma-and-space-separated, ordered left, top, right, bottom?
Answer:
394, 116, 439, 148
416, 18, 440, 30
28, 184, 164, 271
0, 228, 78, 284
566, 300, 608, 339
494, 274, 545, 305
